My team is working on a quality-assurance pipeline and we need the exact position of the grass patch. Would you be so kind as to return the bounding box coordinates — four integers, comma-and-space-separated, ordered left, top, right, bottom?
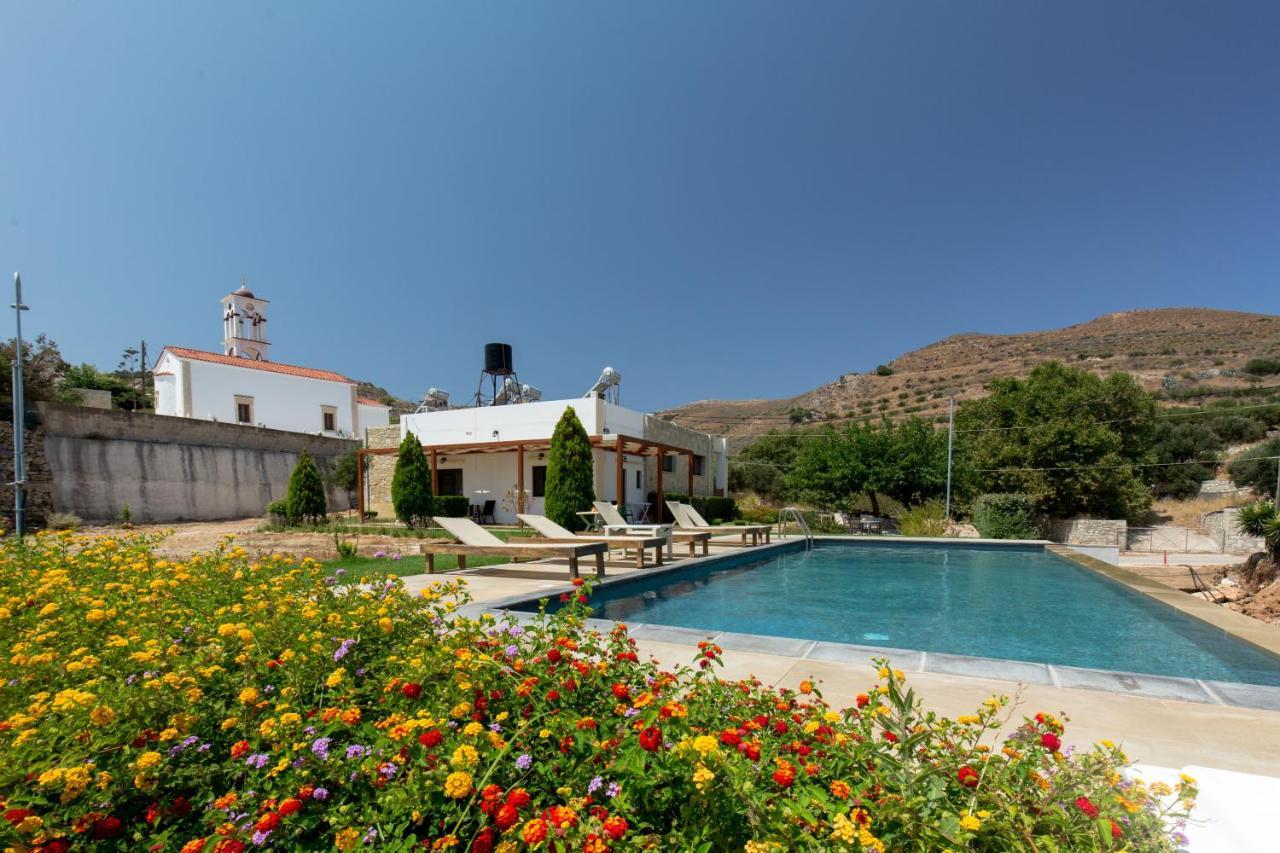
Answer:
322, 553, 513, 577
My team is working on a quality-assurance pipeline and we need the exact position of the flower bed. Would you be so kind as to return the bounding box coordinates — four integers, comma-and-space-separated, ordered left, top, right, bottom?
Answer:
1, 533, 1194, 851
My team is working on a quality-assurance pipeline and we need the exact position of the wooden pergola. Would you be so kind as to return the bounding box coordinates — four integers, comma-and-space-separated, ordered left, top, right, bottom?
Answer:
355, 433, 702, 521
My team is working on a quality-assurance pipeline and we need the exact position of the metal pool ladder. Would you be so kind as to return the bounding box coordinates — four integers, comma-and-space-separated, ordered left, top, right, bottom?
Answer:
776, 507, 813, 549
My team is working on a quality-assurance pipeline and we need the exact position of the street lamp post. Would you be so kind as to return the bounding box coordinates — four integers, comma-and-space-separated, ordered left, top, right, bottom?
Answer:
11, 273, 29, 538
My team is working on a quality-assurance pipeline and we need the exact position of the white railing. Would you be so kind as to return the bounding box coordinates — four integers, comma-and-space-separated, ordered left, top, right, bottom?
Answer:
777, 507, 813, 550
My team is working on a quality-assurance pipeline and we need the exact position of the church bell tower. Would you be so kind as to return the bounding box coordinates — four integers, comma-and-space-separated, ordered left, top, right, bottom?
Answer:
221, 279, 270, 361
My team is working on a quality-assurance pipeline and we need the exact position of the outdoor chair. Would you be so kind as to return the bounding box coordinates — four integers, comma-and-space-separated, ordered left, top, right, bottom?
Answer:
423, 517, 607, 579
517, 513, 670, 569
666, 501, 771, 546
477, 500, 496, 524
593, 501, 712, 556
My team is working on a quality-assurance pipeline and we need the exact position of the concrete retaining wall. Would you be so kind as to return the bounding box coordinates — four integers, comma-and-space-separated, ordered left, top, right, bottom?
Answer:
35, 402, 358, 523
1202, 508, 1266, 555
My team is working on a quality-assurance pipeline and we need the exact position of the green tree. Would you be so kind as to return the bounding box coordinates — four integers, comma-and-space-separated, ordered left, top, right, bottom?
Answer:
1235, 499, 1280, 561
60, 363, 147, 410
1148, 421, 1223, 499
328, 451, 359, 508
544, 407, 596, 531
1228, 438, 1280, 496
786, 417, 947, 515
955, 362, 1156, 521
391, 434, 434, 528
0, 334, 70, 403
729, 431, 801, 502
285, 450, 327, 524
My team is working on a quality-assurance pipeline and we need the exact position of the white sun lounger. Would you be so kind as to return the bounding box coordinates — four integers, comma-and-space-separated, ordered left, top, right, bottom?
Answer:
592, 501, 711, 556
424, 516, 607, 579
517, 514, 669, 569
667, 502, 771, 546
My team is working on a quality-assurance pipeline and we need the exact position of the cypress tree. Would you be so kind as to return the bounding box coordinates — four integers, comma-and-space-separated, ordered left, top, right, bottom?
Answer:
391, 433, 434, 528
544, 407, 596, 531
285, 450, 328, 524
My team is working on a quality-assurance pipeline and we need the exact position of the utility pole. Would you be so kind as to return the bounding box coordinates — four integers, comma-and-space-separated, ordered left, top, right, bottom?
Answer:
139, 340, 149, 410
944, 396, 955, 519
1273, 454, 1279, 507
11, 273, 29, 538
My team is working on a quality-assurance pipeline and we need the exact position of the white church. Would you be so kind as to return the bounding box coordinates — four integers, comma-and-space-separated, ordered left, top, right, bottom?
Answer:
153, 283, 390, 437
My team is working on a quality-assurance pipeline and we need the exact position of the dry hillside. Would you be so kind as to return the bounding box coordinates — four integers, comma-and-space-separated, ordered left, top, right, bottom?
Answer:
660, 308, 1280, 450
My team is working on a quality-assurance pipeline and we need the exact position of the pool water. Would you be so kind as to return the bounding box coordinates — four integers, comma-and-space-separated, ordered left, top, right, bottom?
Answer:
517, 542, 1280, 687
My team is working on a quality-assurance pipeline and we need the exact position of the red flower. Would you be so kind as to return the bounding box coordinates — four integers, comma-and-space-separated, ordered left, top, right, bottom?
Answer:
230, 740, 251, 759
90, 816, 123, 839
638, 726, 662, 752
1041, 732, 1062, 752
278, 798, 302, 817
1075, 797, 1099, 819
572, 578, 585, 587
213, 841, 248, 853
472, 827, 497, 853
507, 788, 532, 809
255, 812, 281, 833
772, 720, 788, 735
1110, 819, 1123, 838
495, 803, 520, 831
610, 683, 630, 700
401, 682, 423, 699
855, 694, 870, 708
4, 808, 34, 826
602, 815, 628, 840
743, 742, 761, 761
170, 796, 192, 817
957, 766, 979, 788
881, 730, 898, 743
419, 729, 443, 748
772, 764, 796, 788
547, 649, 563, 663
720, 728, 742, 746
42, 842, 71, 853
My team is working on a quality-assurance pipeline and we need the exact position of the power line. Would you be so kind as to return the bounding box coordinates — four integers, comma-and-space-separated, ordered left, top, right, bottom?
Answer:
730, 455, 1277, 475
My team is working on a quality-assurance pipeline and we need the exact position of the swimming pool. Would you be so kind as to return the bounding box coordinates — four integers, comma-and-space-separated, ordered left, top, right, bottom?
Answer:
515, 541, 1280, 687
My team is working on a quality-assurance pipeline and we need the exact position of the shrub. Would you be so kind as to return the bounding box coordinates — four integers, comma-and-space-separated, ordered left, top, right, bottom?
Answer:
1236, 499, 1280, 560
1207, 415, 1266, 444
972, 493, 1039, 539
333, 533, 358, 560
116, 503, 132, 527
1228, 437, 1280, 495
0, 534, 1195, 850
391, 434, 434, 527
544, 407, 596, 531
285, 450, 328, 524
1243, 357, 1280, 377
874, 364, 894, 376
432, 494, 470, 519
266, 499, 290, 523
45, 512, 81, 531
897, 500, 948, 537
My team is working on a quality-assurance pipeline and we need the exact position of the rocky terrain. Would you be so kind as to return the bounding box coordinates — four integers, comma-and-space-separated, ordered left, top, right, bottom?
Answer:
661, 308, 1280, 450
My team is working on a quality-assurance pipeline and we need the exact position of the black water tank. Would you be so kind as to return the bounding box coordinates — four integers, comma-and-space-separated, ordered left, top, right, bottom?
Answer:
484, 343, 514, 375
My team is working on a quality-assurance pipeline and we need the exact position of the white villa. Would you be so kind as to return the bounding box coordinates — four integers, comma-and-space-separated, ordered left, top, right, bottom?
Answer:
361, 395, 728, 525
153, 283, 390, 437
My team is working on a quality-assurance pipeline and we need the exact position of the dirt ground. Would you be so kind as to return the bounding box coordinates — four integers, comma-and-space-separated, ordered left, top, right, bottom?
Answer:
78, 518, 426, 562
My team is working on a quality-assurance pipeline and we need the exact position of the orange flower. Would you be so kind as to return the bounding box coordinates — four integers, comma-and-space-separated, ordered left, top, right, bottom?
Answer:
830, 780, 852, 799
521, 818, 548, 845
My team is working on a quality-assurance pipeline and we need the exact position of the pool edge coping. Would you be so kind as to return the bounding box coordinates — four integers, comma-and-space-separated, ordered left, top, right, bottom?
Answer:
447, 536, 1280, 712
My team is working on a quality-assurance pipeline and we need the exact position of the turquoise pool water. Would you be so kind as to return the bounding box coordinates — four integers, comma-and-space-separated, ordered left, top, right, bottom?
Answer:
516, 541, 1280, 687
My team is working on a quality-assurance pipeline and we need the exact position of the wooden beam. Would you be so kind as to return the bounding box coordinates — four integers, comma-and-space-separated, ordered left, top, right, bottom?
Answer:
430, 449, 439, 496
615, 445, 625, 516
655, 451, 664, 524
356, 449, 366, 519
516, 444, 525, 515
686, 452, 694, 497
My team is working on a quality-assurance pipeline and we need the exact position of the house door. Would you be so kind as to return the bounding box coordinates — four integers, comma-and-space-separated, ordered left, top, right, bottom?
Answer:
624, 462, 647, 520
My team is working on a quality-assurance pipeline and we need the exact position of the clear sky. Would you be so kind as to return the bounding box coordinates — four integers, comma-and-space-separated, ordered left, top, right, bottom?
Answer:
2, 2, 1278, 412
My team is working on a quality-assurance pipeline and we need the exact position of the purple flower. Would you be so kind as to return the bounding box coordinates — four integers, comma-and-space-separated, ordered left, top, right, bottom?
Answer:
515, 753, 532, 771
362, 828, 378, 844
334, 639, 356, 662
606, 781, 621, 798
506, 624, 524, 637
197, 743, 211, 753
379, 762, 399, 778
504, 645, 519, 660
251, 829, 272, 846
489, 722, 502, 732
335, 568, 347, 577
345, 744, 368, 760
373, 550, 387, 559
311, 737, 332, 760
245, 753, 270, 769
312, 787, 329, 801
588, 776, 604, 794
390, 553, 402, 561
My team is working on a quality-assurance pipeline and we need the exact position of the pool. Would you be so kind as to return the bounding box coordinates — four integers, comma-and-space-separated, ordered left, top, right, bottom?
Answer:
514, 541, 1280, 687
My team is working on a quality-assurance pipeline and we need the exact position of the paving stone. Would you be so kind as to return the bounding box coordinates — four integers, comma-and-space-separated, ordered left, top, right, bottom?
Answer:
629, 624, 722, 644
806, 641, 923, 671
925, 652, 1053, 686
716, 632, 814, 657
1204, 680, 1280, 712
1052, 666, 1213, 703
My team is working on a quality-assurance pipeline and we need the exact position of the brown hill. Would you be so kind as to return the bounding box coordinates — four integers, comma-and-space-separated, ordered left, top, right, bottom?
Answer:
660, 308, 1280, 450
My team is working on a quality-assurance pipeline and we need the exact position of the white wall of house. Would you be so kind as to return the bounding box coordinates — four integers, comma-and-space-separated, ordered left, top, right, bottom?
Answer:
153, 351, 359, 437
358, 402, 391, 431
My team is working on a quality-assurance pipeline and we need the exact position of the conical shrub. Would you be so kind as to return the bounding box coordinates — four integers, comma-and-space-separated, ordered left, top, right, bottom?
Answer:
544, 407, 596, 531
392, 433, 434, 528
285, 450, 328, 524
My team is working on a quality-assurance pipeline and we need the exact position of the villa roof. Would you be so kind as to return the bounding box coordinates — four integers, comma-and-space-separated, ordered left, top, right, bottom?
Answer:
161, 346, 355, 384
357, 397, 391, 408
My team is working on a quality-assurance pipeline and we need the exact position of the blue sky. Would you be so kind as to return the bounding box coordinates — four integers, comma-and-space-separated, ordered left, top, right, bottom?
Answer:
2, 2, 1278, 411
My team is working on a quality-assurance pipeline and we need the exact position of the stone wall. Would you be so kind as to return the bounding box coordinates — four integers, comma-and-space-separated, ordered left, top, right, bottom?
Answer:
1047, 518, 1127, 547
1202, 508, 1266, 555
1197, 478, 1250, 498
0, 412, 56, 528
35, 402, 357, 523
640, 416, 721, 497
364, 425, 401, 517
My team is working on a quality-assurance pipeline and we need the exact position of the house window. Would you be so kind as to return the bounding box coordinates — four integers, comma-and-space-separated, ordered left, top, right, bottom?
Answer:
662, 455, 676, 473
692, 455, 705, 475
532, 466, 547, 498
436, 469, 464, 496
635, 469, 641, 489
234, 395, 254, 424
321, 406, 337, 432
